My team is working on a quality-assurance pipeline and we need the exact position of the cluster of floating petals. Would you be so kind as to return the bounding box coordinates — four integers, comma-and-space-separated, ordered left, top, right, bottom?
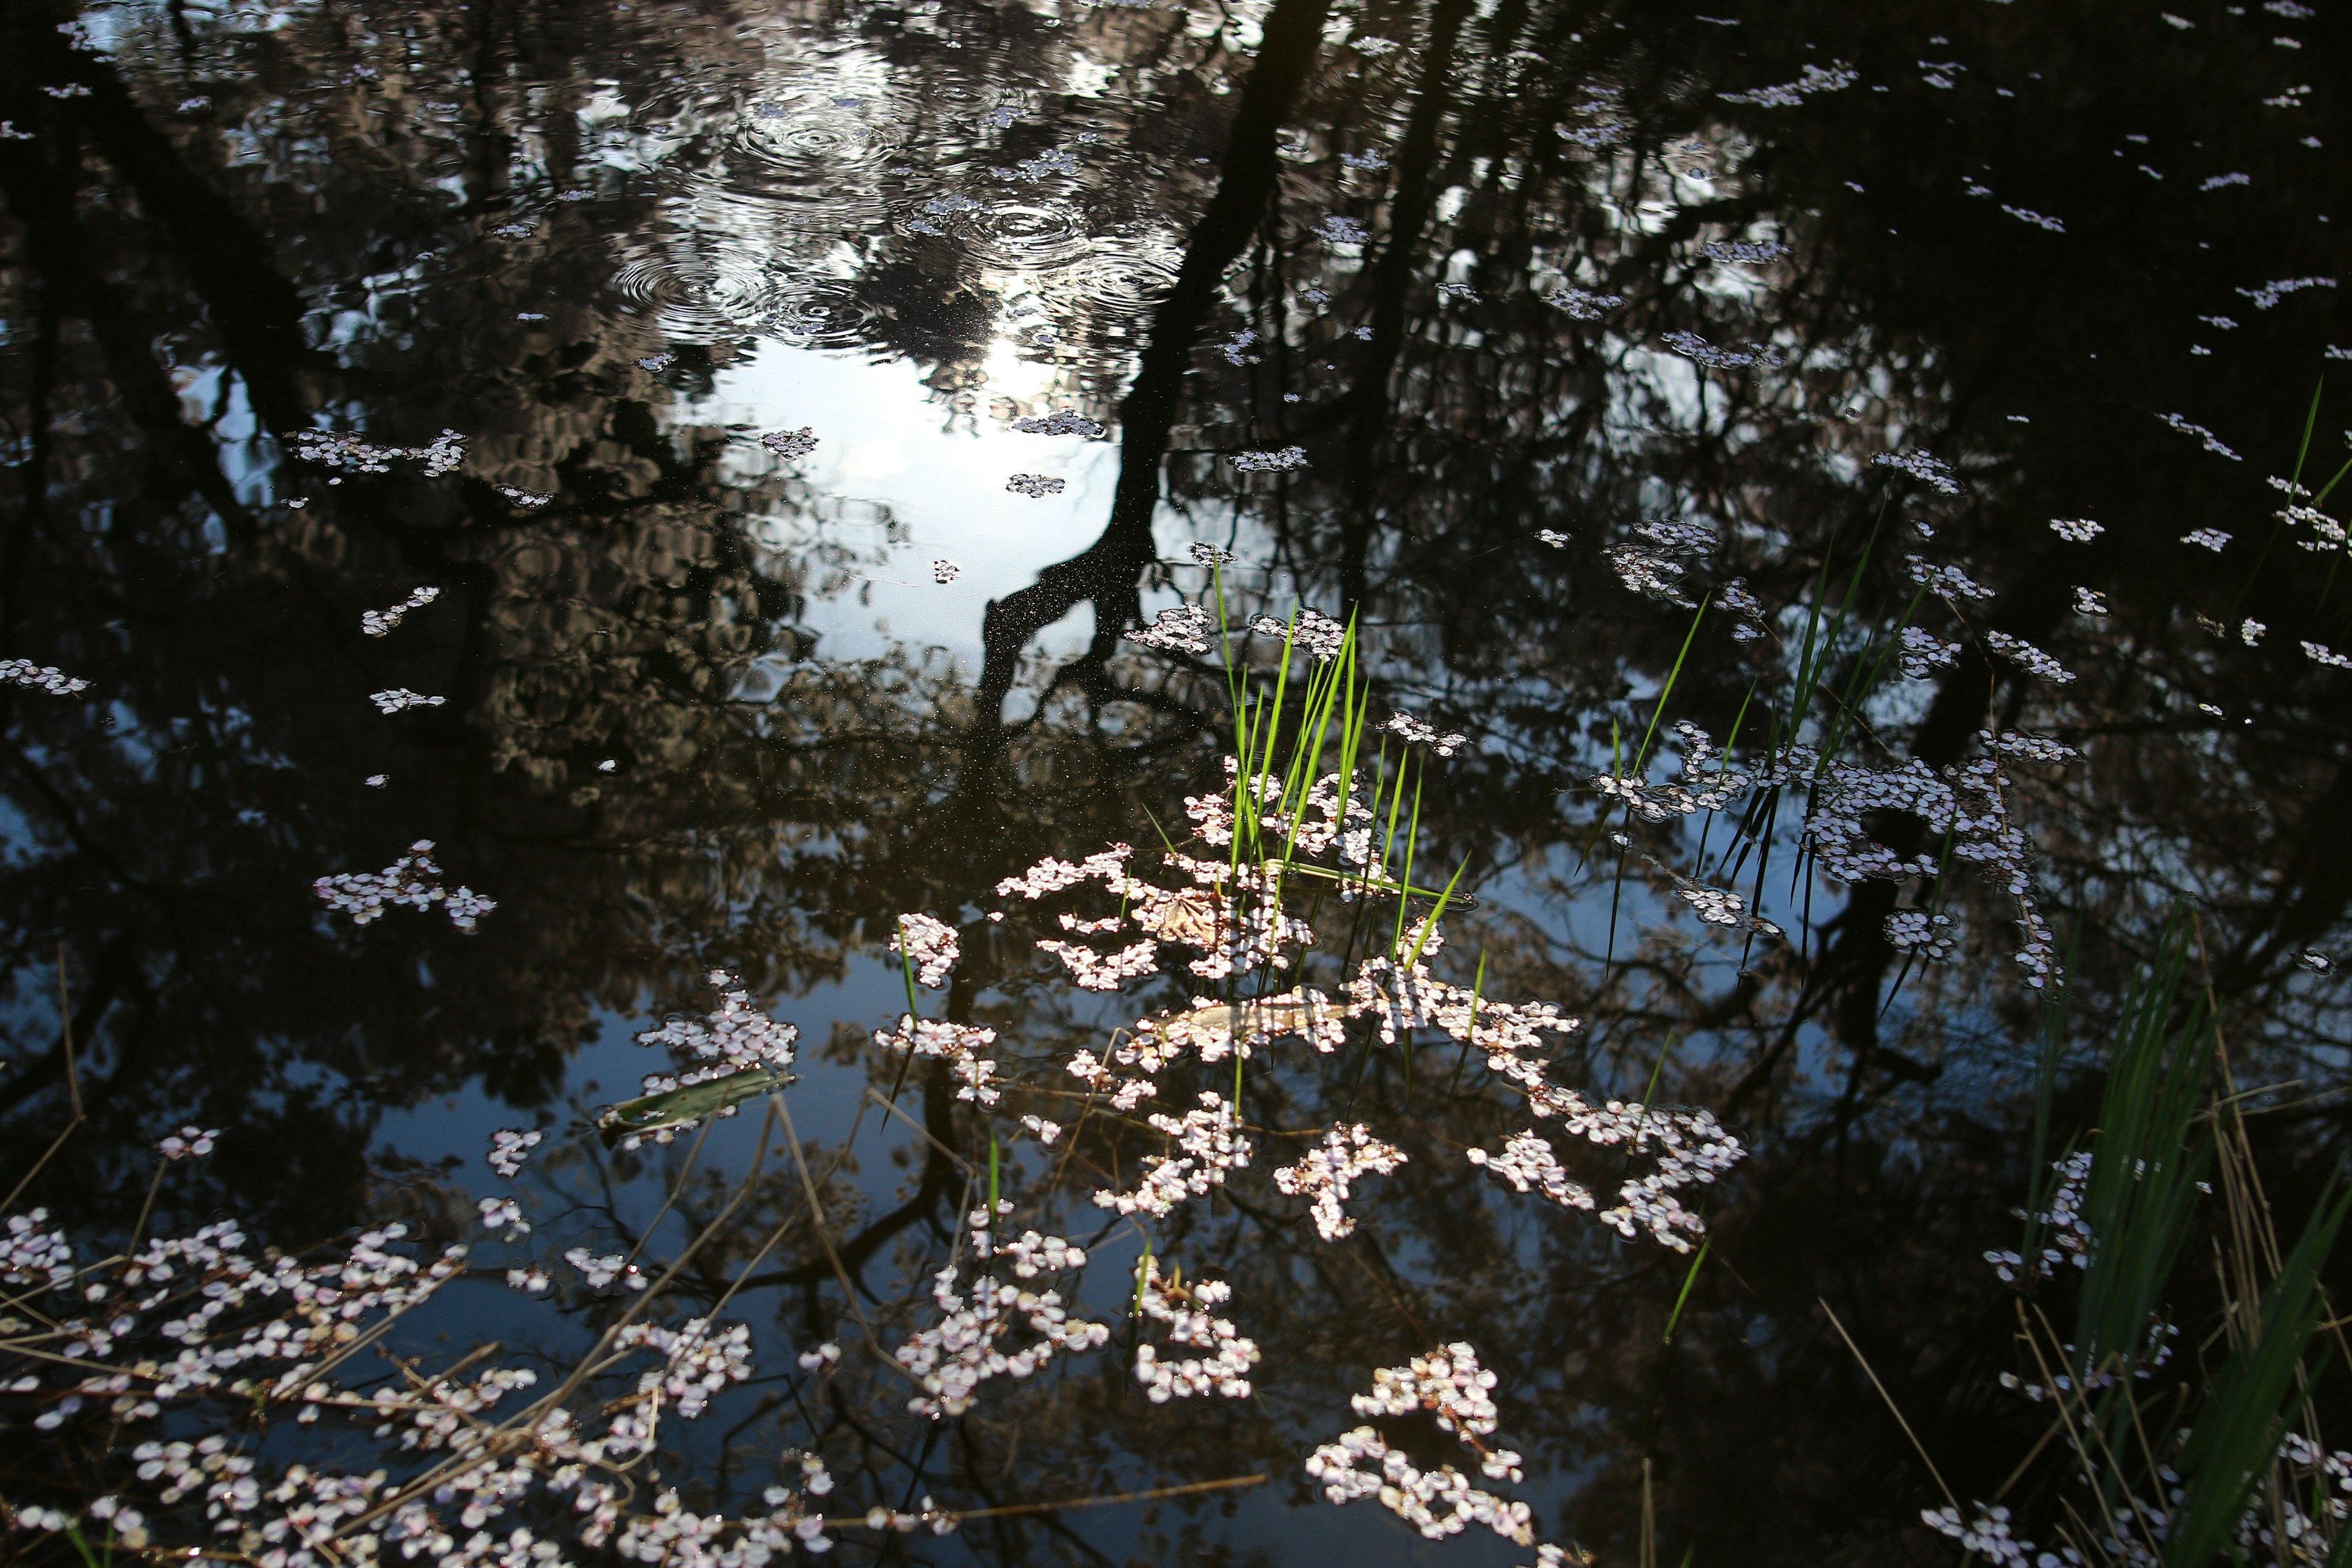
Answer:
290, 427, 466, 478
314, 840, 495, 932
1306, 1344, 1566, 1555
1231, 445, 1310, 472
1545, 285, 1622, 317
759, 426, 818, 459
0, 658, 90, 696
367, 687, 444, 714
1873, 449, 1961, 494
889, 913, 960, 987
873, 1015, 1001, 1104
891, 1253, 1109, 1419
1906, 553, 1996, 601
1010, 409, 1104, 437
1133, 1257, 1261, 1400
1093, 1091, 1251, 1217
1382, 710, 1468, 755
1899, 626, 1961, 678
1127, 602, 1215, 655
1248, 605, 1348, 660
1005, 473, 1064, 497
486, 1127, 543, 1177
1985, 630, 2078, 684
359, 584, 440, 637
1036, 936, 1159, 990
1274, 1125, 1408, 1240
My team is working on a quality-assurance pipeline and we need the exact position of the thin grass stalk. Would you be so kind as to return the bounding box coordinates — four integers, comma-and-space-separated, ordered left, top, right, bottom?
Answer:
1633, 594, 1712, 775
1389, 763, 1425, 959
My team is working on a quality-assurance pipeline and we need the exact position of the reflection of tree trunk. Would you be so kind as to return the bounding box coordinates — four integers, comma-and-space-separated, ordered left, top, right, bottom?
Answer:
1333, 0, 1474, 616
970, 0, 1336, 730
0, 142, 260, 537
2219, 753, 2352, 986
28, 34, 315, 432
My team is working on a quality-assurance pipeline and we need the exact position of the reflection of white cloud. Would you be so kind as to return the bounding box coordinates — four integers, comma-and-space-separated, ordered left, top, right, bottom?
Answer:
835, 440, 907, 480
702, 342, 1121, 670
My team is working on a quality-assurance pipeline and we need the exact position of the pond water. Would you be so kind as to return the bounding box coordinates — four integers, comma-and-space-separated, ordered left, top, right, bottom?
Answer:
2, 0, 2350, 1562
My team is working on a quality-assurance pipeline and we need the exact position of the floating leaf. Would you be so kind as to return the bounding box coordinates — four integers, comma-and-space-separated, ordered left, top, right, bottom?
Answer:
597, 1067, 794, 1142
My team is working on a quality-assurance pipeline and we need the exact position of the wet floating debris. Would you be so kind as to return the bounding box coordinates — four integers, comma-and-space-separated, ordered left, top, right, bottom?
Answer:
364, 774, 388, 787
1381, 712, 1468, 756
1637, 516, 1716, 555
156, 1126, 219, 1162
2304, 641, 2352, 669
1231, 446, 1309, 473
1985, 631, 2076, 684
314, 840, 496, 932
1900, 627, 1961, 679
761, 427, 819, 460
2050, 517, 2105, 541
2180, 527, 2233, 551
1273, 1125, 1406, 1242
1128, 604, 1214, 655
2074, 587, 2109, 616
1907, 554, 1996, 602
2158, 410, 2243, 460
932, 559, 960, 584
2239, 275, 2335, 309
487, 1128, 542, 1177
636, 353, 674, 371
1, 660, 90, 696
1887, 909, 1958, 960
1719, 61, 1858, 107
1607, 545, 1697, 606
1718, 578, 1767, 643
1536, 529, 1571, 548
1341, 149, 1389, 171
999, 146, 1080, 181
1011, 410, 1104, 437
1874, 449, 1961, 494
1006, 473, 1065, 497
0, 124, 32, 142
2002, 205, 2067, 233
368, 688, 445, 714
1318, 215, 1368, 246
890, 913, 960, 987
2300, 951, 2337, 973
292, 428, 466, 478
1250, 607, 1348, 662
1702, 238, 1790, 265
490, 222, 533, 237
360, 586, 441, 637
1546, 285, 1623, 318
1661, 330, 1779, 369
495, 485, 552, 508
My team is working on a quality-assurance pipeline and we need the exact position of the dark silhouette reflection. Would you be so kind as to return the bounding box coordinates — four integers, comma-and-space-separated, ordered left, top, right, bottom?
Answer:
1, 0, 2350, 1561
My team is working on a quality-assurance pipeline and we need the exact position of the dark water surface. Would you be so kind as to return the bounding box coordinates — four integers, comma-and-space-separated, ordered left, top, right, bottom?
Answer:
3, 0, 2351, 1560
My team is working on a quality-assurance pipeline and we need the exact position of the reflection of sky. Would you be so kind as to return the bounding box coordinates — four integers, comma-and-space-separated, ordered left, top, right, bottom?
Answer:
703, 342, 1125, 671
